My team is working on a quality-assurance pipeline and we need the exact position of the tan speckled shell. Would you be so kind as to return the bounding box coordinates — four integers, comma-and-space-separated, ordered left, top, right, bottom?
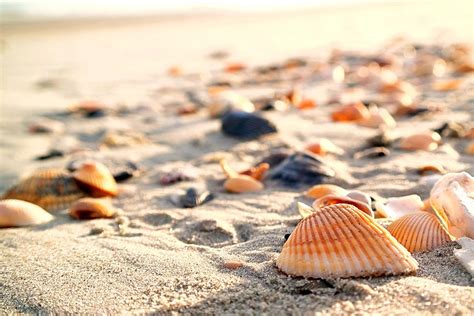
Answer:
387, 212, 454, 253
224, 175, 263, 193
2, 169, 85, 212
276, 204, 418, 278
313, 195, 373, 217
69, 198, 116, 220
73, 162, 118, 197
0, 199, 54, 228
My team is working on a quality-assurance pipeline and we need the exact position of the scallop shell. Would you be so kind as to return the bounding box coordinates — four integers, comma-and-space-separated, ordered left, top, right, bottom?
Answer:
305, 184, 348, 199
221, 111, 277, 140
331, 102, 370, 122
375, 195, 424, 219
2, 169, 85, 212
430, 172, 474, 238
0, 199, 54, 228
69, 198, 116, 220
73, 162, 118, 197
387, 212, 454, 253
266, 152, 335, 187
276, 204, 418, 278
305, 139, 344, 156
224, 175, 264, 193
313, 195, 373, 217
399, 132, 441, 151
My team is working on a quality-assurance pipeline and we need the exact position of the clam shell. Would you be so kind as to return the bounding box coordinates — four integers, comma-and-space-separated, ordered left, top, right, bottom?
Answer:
399, 132, 441, 151
305, 184, 348, 199
221, 111, 277, 140
73, 162, 118, 197
313, 195, 373, 217
266, 152, 335, 187
331, 102, 370, 122
430, 172, 474, 238
375, 195, 424, 219
224, 175, 263, 193
276, 204, 418, 278
69, 198, 116, 220
387, 212, 454, 253
0, 199, 54, 228
2, 169, 85, 212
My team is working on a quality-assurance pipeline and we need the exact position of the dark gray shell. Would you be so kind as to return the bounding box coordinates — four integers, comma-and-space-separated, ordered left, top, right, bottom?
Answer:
221, 111, 277, 140
179, 188, 214, 208
266, 152, 335, 187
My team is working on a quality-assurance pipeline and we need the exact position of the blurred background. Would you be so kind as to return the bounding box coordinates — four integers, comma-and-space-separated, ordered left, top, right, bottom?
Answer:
0, 0, 473, 187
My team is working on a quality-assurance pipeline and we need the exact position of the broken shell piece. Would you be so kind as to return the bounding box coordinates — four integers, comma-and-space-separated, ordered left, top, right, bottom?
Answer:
331, 102, 370, 122
417, 163, 447, 176
375, 195, 425, 219
239, 163, 269, 181
305, 184, 348, 199
399, 132, 441, 151
358, 107, 396, 129
387, 212, 454, 253
73, 161, 118, 197
0, 199, 54, 228
276, 204, 418, 278
430, 172, 474, 238
224, 175, 264, 193
305, 139, 344, 156
313, 196, 373, 217
69, 198, 116, 220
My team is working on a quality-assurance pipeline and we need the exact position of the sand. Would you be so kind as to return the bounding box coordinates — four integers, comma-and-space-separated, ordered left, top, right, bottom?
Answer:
1, 1, 474, 314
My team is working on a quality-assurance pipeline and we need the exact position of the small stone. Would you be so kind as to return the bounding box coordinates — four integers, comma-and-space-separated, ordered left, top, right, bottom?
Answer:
223, 260, 244, 270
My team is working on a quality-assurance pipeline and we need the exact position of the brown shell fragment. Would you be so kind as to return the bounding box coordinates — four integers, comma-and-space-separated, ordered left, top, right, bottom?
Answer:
73, 162, 118, 197
0, 199, 54, 228
276, 204, 418, 278
69, 198, 116, 220
387, 212, 454, 253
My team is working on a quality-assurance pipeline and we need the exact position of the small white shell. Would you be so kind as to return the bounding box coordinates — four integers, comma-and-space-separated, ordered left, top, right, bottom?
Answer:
375, 195, 424, 219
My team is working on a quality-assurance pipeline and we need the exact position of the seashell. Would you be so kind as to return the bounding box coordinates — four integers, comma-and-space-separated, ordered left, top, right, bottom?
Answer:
220, 159, 239, 178
417, 163, 446, 176
176, 103, 198, 115
257, 151, 291, 168
224, 175, 264, 193
0, 199, 54, 228
69, 198, 116, 220
35, 149, 64, 161
239, 163, 269, 181
465, 142, 474, 155
295, 99, 317, 110
276, 204, 418, 278
353, 147, 390, 159
28, 118, 65, 134
367, 130, 397, 148
399, 132, 441, 151
430, 172, 474, 238
387, 212, 454, 253
453, 237, 474, 278
297, 202, 314, 218
69, 101, 107, 118
358, 107, 396, 129
221, 111, 277, 140
432, 79, 462, 91
433, 122, 467, 138
331, 102, 370, 122
266, 152, 335, 187
178, 188, 214, 208
346, 190, 372, 206
101, 130, 150, 148
72, 162, 118, 197
313, 195, 373, 217
209, 91, 255, 118
224, 62, 246, 73
375, 195, 425, 219
305, 139, 344, 156
2, 169, 85, 212
305, 184, 348, 199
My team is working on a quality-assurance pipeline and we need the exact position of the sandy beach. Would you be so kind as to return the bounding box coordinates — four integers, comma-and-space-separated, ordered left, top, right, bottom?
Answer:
1, 0, 474, 314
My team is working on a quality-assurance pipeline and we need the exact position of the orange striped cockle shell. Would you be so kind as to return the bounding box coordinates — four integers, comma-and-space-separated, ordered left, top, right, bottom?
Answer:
313, 194, 373, 217
429, 172, 474, 238
387, 212, 454, 253
220, 159, 264, 193
375, 195, 424, 219
72, 161, 118, 197
331, 102, 370, 122
305, 139, 344, 156
0, 199, 54, 228
277, 204, 418, 278
69, 198, 116, 220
